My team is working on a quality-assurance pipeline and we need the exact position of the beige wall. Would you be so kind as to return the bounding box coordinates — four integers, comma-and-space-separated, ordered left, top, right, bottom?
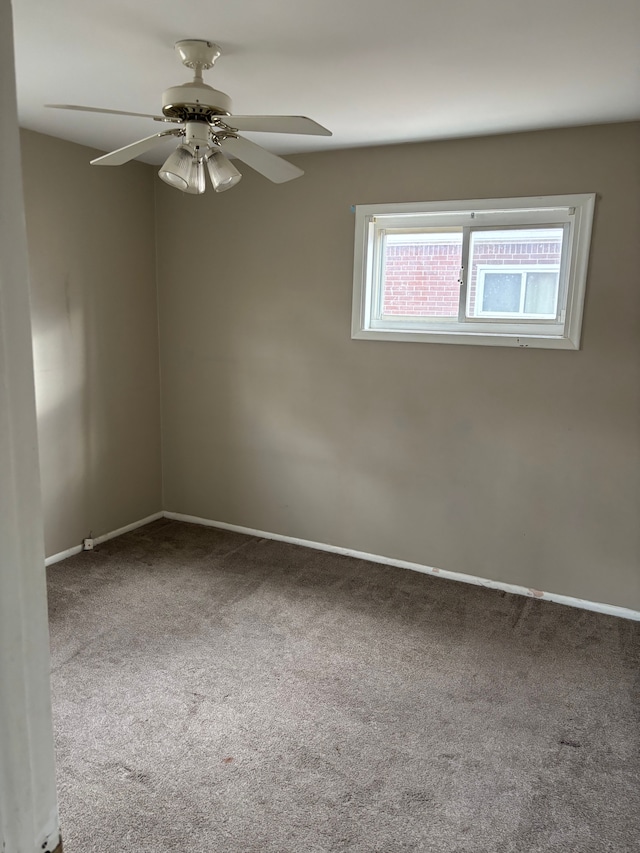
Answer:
21, 130, 162, 557
156, 122, 640, 611
20, 123, 638, 610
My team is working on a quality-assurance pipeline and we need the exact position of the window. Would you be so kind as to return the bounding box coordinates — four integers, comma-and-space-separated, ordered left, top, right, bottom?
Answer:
351, 194, 595, 349
475, 267, 559, 319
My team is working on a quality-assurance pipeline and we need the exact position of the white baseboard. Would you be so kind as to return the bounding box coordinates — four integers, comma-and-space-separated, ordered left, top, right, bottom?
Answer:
44, 511, 163, 567
93, 511, 164, 545
164, 511, 640, 622
45, 508, 640, 622
44, 543, 84, 567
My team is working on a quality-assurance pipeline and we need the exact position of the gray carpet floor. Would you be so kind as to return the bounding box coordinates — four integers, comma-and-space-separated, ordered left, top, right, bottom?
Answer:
47, 519, 640, 852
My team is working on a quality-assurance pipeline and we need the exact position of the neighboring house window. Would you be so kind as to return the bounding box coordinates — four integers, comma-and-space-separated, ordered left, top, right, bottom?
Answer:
351, 194, 595, 349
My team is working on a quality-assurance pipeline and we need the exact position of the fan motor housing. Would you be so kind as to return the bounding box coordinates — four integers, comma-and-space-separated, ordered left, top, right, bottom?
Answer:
162, 82, 232, 120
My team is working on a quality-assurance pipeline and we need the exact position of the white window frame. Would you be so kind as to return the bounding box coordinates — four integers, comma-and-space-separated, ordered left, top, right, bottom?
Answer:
351, 194, 595, 349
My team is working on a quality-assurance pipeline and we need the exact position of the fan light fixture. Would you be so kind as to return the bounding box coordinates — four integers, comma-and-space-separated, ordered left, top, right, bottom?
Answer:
184, 157, 206, 195
158, 144, 193, 190
159, 141, 242, 194
206, 148, 242, 192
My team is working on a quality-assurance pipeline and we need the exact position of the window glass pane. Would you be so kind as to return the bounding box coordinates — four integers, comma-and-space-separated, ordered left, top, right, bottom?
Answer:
524, 272, 559, 316
379, 230, 462, 320
482, 273, 522, 313
467, 227, 563, 318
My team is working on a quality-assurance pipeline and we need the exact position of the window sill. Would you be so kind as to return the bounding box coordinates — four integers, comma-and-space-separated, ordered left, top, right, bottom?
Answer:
352, 327, 580, 349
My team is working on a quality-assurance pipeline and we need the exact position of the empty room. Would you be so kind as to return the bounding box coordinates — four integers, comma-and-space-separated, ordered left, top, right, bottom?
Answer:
2, 1, 639, 852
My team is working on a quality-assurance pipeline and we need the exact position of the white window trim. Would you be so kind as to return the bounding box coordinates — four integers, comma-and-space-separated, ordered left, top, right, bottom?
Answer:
351, 194, 596, 350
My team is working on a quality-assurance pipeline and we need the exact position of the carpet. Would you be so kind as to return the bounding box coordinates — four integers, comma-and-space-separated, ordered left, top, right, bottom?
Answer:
47, 519, 640, 852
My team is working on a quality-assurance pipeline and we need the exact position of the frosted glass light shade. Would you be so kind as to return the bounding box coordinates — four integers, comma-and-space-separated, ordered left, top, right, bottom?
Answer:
206, 149, 242, 192
158, 145, 193, 191
184, 157, 206, 195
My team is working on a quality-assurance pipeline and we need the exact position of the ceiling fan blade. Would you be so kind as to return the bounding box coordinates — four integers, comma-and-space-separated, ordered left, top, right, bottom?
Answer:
90, 129, 182, 166
220, 116, 331, 136
45, 104, 169, 122
218, 135, 303, 183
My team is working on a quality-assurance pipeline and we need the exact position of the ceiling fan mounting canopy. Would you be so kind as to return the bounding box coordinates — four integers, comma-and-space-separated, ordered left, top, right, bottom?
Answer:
174, 39, 221, 71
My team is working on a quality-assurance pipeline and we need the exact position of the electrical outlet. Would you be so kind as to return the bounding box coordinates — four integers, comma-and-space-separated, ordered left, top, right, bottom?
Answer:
83, 538, 94, 551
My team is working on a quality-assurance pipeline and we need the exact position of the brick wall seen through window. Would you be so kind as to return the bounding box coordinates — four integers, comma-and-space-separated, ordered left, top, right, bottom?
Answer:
382, 237, 562, 318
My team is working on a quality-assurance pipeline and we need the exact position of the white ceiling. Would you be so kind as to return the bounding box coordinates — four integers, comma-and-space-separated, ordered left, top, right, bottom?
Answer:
12, 0, 640, 165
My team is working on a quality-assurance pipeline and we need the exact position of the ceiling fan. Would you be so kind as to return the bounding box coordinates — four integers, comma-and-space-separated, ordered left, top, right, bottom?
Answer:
46, 39, 332, 194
